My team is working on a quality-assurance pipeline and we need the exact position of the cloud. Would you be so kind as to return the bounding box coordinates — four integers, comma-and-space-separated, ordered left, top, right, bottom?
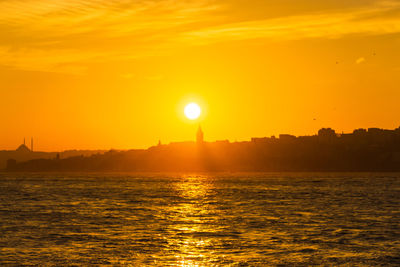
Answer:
0, 0, 400, 73
120, 73, 135, 79
0, 0, 219, 73
145, 75, 164, 81
180, 1, 400, 44
356, 57, 366, 64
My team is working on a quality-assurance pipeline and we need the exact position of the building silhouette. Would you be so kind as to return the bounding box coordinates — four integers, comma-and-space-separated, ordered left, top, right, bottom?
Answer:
16, 138, 31, 153
197, 126, 204, 144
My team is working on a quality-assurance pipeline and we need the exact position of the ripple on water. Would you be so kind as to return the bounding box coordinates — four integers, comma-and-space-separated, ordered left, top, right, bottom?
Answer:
0, 172, 399, 266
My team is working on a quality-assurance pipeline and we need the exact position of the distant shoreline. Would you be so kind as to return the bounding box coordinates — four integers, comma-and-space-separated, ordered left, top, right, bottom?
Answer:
4, 126, 400, 172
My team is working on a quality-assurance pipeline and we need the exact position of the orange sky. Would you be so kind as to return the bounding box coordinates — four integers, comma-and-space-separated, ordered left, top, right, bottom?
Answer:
1, 0, 400, 151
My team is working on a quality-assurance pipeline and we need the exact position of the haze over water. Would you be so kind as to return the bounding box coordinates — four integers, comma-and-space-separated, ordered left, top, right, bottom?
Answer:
0, 173, 399, 266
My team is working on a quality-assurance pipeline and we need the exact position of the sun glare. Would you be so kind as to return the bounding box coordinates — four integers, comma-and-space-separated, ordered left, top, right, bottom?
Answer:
184, 103, 201, 120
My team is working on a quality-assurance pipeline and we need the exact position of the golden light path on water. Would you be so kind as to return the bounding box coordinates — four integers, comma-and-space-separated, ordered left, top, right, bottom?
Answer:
172, 176, 212, 267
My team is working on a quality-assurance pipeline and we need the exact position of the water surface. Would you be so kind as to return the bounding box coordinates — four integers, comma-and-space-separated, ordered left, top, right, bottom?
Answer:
0, 173, 399, 266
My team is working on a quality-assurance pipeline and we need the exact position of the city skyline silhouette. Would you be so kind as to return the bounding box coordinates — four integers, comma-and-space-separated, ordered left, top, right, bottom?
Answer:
4, 125, 400, 172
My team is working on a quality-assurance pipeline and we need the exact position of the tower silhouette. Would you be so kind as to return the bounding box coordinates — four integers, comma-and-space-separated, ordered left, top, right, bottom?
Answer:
197, 125, 204, 144
31, 137, 33, 152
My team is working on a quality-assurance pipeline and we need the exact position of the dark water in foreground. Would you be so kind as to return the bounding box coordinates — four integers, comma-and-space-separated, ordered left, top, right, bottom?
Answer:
0, 173, 399, 266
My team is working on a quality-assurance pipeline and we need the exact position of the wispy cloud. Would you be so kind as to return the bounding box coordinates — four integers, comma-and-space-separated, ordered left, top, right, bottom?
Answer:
0, 0, 400, 73
181, 1, 400, 44
356, 57, 366, 64
0, 0, 219, 73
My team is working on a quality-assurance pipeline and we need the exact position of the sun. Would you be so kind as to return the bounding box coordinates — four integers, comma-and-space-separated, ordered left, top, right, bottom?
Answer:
184, 103, 201, 120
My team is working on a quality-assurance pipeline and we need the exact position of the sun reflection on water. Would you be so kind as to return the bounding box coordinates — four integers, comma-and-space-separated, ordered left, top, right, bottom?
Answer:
171, 175, 214, 266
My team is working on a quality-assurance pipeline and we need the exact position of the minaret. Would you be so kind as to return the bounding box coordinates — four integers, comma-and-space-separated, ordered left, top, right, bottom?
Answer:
24, 138, 25, 145
31, 137, 33, 152
196, 125, 204, 144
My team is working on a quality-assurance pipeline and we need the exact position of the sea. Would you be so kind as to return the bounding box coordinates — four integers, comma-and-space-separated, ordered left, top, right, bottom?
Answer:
0, 172, 399, 266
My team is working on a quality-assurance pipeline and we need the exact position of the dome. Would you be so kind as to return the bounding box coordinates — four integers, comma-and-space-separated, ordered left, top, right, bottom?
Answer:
16, 144, 31, 153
